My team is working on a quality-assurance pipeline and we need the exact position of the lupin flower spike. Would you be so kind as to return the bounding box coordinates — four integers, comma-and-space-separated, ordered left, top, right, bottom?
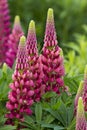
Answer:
76, 97, 86, 130
26, 20, 43, 102
41, 8, 65, 94
74, 81, 84, 114
5, 15, 24, 68
0, 0, 11, 65
6, 36, 34, 125
15, 36, 28, 71
82, 65, 87, 111
43, 8, 57, 51
26, 20, 38, 55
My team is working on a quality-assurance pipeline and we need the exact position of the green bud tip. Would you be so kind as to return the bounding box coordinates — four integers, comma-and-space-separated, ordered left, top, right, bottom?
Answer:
77, 81, 84, 94
19, 35, 26, 46
77, 97, 84, 116
2, 63, 8, 73
14, 15, 20, 25
28, 20, 35, 32
60, 48, 63, 57
47, 8, 54, 20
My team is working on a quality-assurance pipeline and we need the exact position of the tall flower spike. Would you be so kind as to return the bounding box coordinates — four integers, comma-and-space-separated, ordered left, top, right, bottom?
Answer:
26, 20, 38, 55
74, 81, 84, 114
82, 65, 87, 111
5, 15, 24, 68
0, 0, 11, 65
41, 8, 65, 94
26, 20, 44, 102
6, 36, 34, 126
76, 97, 86, 130
15, 36, 28, 71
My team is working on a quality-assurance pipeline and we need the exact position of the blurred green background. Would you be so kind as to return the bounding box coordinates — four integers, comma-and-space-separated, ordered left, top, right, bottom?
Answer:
8, 0, 87, 43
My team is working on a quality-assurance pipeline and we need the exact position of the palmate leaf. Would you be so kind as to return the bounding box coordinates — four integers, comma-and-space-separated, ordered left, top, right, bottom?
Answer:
44, 114, 55, 124
46, 100, 74, 128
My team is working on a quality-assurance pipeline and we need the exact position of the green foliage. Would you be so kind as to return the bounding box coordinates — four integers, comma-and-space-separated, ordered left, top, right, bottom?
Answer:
0, 116, 16, 130
8, 0, 87, 46
0, 64, 13, 116
0, 0, 87, 129
20, 92, 75, 130
64, 32, 87, 76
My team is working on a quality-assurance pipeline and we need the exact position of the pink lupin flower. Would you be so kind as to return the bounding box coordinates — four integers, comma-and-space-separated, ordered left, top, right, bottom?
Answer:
5, 15, 24, 68
74, 81, 84, 114
0, 0, 11, 65
6, 36, 34, 125
76, 97, 87, 130
41, 8, 65, 94
82, 65, 87, 111
26, 20, 44, 101
26, 20, 38, 56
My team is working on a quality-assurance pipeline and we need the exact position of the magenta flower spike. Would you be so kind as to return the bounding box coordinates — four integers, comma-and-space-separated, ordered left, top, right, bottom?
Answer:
43, 8, 57, 51
76, 97, 87, 130
82, 65, 87, 111
6, 36, 34, 125
74, 81, 84, 114
26, 20, 38, 56
0, 0, 11, 65
5, 15, 24, 68
41, 8, 65, 94
26, 20, 44, 102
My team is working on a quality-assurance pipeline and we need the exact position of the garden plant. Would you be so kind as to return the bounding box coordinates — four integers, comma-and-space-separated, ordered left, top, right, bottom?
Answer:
0, 0, 87, 130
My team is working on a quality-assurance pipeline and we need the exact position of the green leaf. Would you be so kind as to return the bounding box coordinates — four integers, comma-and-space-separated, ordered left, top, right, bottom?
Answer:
54, 126, 65, 130
43, 92, 57, 99
41, 123, 56, 128
0, 125, 16, 130
24, 115, 34, 124
67, 103, 74, 125
35, 103, 42, 123
44, 114, 55, 124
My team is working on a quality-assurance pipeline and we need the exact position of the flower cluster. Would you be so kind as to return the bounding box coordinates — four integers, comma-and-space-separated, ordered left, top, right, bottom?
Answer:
76, 97, 86, 130
6, 8, 65, 126
5, 16, 23, 68
26, 20, 44, 101
0, 0, 11, 65
41, 8, 65, 94
6, 36, 34, 125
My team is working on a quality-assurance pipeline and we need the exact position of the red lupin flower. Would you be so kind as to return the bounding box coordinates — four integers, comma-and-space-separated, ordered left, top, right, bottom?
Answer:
41, 8, 65, 94
26, 20, 44, 102
6, 36, 34, 125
